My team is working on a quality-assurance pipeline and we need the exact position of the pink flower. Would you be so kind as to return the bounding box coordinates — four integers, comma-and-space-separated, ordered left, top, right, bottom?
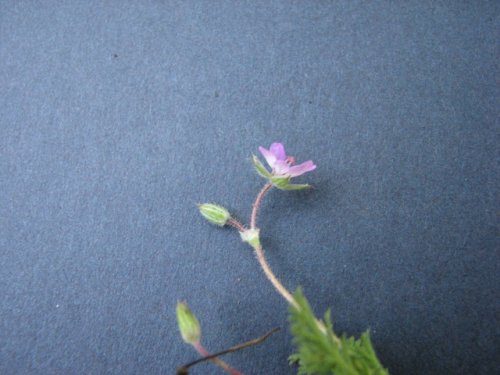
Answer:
258, 143, 316, 177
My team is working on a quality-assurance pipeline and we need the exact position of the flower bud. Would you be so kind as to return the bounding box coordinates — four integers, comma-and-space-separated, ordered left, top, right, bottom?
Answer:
240, 228, 261, 249
198, 203, 231, 226
176, 301, 201, 344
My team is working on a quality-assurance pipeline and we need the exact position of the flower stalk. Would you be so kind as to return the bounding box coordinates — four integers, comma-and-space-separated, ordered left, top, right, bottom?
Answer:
228, 218, 245, 232
250, 182, 272, 229
252, 242, 298, 309
243, 182, 299, 309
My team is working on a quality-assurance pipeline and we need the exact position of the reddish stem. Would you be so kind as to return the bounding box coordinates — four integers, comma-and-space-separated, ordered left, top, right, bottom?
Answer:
228, 218, 245, 232
192, 341, 243, 375
250, 183, 272, 229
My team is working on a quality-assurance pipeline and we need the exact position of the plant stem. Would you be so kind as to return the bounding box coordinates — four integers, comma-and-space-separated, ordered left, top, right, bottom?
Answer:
253, 243, 299, 309
249, 183, 298, 309
178, 328, 280, 375
250, 183, 272, 229
192, 341, 243, 375
248, 183, 336, 342
228, 218, 245, 232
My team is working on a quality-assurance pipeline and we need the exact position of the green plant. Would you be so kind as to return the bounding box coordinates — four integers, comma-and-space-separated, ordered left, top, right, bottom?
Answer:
176, 142, 388, 374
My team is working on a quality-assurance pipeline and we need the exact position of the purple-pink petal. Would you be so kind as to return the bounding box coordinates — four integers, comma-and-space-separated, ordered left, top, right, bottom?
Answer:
269, 143, 287, 161
287, 160, 316, 177
258, 146, 277, 168
259, 143, 316, 178
273, 160, 291, 175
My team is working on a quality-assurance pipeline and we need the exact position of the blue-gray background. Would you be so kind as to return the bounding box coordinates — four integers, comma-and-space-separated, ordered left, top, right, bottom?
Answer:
1, 1, 499, 374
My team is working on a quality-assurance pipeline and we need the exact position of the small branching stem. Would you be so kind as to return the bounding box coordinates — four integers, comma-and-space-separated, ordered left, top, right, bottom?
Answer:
228, 218, 245, 232
178, 329, 280, 375
192, 341, 242, 375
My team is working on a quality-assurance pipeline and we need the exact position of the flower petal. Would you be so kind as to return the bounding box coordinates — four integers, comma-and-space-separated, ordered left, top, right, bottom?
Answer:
287, 160, 316, 177
273, 160, 291, 175
269, 143, 287, 161
259, 146, 277, 168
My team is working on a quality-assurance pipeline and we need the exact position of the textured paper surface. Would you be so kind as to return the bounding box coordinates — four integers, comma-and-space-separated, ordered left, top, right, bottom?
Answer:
1, 1, 498, 374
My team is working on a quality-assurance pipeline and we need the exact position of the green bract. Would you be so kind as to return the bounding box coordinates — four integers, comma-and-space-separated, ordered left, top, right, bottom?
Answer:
240, 228, 261, 249
198, 203, 231, 226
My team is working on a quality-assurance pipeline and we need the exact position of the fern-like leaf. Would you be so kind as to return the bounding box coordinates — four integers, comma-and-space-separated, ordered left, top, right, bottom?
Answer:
289, 288, 389, 375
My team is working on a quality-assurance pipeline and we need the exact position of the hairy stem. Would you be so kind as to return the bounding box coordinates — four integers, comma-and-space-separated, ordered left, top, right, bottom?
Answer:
250, 183, 272, 229
249, 183, 298, 308
248, 182, 335, 342
192, 341, 243, 375
253, 243, 299, 309
228, 218, 245, 232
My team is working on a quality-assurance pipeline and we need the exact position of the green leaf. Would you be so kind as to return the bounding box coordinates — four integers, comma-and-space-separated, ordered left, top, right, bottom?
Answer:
252, 155, 272, 178
289, 288, 389, 375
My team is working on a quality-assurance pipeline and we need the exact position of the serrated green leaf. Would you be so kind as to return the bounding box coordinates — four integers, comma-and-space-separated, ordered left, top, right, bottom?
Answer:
289, 288, 389, 375
252, 155, 272, 178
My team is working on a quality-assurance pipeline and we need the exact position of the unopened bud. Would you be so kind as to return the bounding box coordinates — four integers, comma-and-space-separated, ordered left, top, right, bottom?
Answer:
176, 302, 201, 344
198, 203, 231, 226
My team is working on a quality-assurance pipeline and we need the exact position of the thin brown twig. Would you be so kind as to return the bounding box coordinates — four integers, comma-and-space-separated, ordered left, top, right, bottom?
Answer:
177, 328, 280, 374
192, 341, 241, 375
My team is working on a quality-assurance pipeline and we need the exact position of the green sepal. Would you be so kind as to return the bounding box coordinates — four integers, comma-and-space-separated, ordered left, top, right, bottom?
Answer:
279, 183, 311, 190
270, 175, 291, 189
253, 157, 312, 190
270, 175, 311, 190
252, 154, 272, 178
